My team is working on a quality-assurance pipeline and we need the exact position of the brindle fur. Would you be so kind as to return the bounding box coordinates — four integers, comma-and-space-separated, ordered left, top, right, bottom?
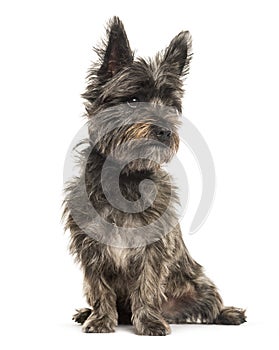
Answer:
64, 17, 246, 336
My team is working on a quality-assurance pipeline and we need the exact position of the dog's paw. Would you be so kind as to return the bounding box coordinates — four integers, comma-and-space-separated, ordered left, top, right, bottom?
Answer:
134, 312, 171, 336
82, 316, 116, 333
215, 307, 247, 325
72, 308, 92, 325
141, 322, 170, 336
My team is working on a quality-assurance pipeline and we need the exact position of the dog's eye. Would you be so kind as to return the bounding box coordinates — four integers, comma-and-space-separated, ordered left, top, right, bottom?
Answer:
127, 97, 139, 109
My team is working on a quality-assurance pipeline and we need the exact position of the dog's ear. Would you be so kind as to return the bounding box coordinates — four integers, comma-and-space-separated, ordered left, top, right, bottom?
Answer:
163, 31, 192, 76
98, 17, 133, 80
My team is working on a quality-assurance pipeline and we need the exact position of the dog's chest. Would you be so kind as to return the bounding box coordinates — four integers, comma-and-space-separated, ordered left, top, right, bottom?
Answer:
107, 246, 129, 268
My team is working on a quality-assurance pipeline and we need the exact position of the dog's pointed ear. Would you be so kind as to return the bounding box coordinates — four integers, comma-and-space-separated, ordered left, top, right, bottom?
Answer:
163, 31, 192, 76
98, 17, 133, 80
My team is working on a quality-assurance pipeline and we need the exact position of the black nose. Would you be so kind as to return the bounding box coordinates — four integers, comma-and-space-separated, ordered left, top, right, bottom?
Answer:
153, 126, 172, 143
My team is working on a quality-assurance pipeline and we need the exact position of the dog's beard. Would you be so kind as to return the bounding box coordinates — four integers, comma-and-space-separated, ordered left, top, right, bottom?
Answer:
121, 145, 176, 173
98, 138, 177, 173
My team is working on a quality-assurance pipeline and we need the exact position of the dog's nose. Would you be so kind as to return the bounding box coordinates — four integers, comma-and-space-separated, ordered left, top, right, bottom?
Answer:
153, 126, 172, 143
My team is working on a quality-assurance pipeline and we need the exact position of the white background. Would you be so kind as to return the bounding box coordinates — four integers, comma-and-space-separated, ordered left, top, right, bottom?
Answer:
1, 0, 279, 349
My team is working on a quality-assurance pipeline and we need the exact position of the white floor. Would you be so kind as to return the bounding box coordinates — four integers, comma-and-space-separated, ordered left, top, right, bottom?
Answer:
8, 320, 276, 350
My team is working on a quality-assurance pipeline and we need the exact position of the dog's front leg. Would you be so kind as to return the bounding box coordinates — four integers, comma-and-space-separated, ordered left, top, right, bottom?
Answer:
130, 247, 170, 336
81, 274, 117, 333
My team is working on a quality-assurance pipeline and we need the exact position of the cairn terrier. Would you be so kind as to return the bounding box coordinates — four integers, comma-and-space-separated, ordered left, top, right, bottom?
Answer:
63, 16, 246, 336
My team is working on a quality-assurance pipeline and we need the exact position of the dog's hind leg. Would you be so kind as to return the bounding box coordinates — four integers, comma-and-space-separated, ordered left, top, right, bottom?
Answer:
163, 269, 246, 325
72, 308, 92, 325
162, 265, 246, 325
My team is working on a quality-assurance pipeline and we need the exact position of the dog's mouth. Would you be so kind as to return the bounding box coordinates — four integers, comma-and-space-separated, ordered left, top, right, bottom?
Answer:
139, 139, 170, 148
131, 139, 174, 156
145, 138, 171, 148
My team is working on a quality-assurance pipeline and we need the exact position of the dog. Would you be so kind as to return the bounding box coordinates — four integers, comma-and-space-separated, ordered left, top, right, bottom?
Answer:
63, 16, 246, 335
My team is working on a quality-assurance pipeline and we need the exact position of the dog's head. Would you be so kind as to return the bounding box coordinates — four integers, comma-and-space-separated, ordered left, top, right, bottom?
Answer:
83, 17, 192, 171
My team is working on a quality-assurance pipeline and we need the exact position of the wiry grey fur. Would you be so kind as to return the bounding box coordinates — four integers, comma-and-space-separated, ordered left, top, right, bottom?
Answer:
63, 17, 246, 336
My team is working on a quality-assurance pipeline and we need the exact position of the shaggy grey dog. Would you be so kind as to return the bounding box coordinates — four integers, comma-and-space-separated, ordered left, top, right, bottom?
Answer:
63, 17, 246, 336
